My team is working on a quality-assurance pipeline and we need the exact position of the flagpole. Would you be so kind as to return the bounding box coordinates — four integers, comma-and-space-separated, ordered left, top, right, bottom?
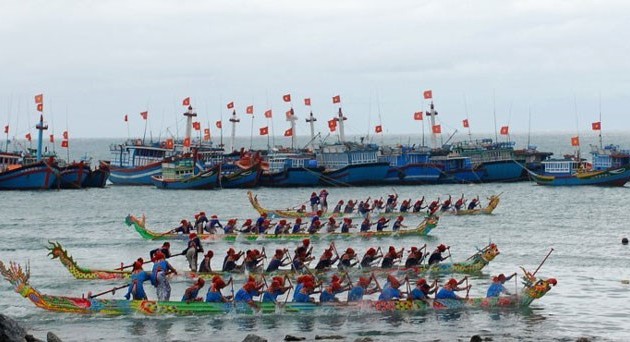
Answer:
65, 107, 69, 162
492, 90, 498, 143
218, 95, 224, 149
463, 93, 471, 142
598, 91, 603, 149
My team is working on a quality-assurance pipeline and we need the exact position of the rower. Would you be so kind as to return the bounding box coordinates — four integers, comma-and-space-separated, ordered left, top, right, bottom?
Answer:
124, 260, 151, 300
183, 233, 204, 272
381, 246, 403, 268
343, 200, 356, 214
319, 276, 351, 303
254, 213, 267, 233
307, 217, 322, 234
453, 194, 466, 211
399, 199, 411, 213
486, 273, 517, 297
309, 192, 320, 212
149, 242, 172, 261
360, 218, 375, 232
293, 275, 315, 301
239, 219, 254, 233
266, 249, 290, 272
326, 217, 339, 233
243, 249, 265, 273
234, 279, 263, 305
404, 246, 425, 268
436, 277, 470, 300
332, 200, 344, 214
347, 276, 379, 301
428, 244, 450, 266
467, 196, 480, 210
195, 212, 209, 233
340, 218, 353, 233
262, 277, 291, 303
205, 275, 232, 302
292, 218, 305, 234
274, 219, 289, 235
205, 215, 223, 234
428, 198, 440, 214
409, 278, 438, 301
360, 247, 382, 268
440, 195, 452, 212
378, 274, 405, 300
198, 250, 214, 273
171, 219, 193, 234
375, 217, 390, 232
371, 198, 384, 213
222, 248, 243, 272
181, 278, 205, 302
150, 251, 177, 301
259, 219, 272, 234
296, 204, 307, 213
385, 194, 398, 213
319, 189, 329, 212
338, 248, 358, 270
314, 245, 339, 270
358, 200, 371, 217
223, 219, 237, 234
293, 280, 318, 303
412, 197, 426, 213
294, 239, 312, 259
392, 216, 406, 231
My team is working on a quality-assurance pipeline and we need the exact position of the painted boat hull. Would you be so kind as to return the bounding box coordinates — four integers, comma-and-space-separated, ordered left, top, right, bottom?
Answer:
383, 164, 441, 184
151, 166, 220, 190
259, 167, 324, 187
109, 161, 163, 185
0, 161, 58, 190
529, 165, 630, 186
124, 214, 439, 242
319, 162, 389, 186
58, 164, 90, 189
82, 162, 110, 188
219, 164, 261, 188
476, 160, 523, 182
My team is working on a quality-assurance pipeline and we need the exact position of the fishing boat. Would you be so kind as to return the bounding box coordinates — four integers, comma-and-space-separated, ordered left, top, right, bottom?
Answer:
47, 241, 499, 281
450, 139, 523, 182
430, 153, 482, 184
82, 161, 110, 188
108, 139, 178, 185
124, 214, 439, 242
151, 156, 221, 190
219, 161, 262, 188
378, 145, 442, 184
259, 152, 324, 187
0, 261, 556, 316
55, 160, 90, 189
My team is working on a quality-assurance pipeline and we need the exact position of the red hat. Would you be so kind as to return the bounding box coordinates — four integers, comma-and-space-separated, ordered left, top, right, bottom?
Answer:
247, 275, 256, 283
273, 276, 284, 284
417, 278, 427, 286
180, 219, 188, 224
388, 246, 395, 253
214, 278, 226, 288
317, 210, 323, 216
243, 281, 257, 292
438, 244, 447, 252
358, 277, 371, 287
498, 274, 506, 282
492, 276, 499, 282
367, 248, 376, 256
331, 274, 340, 283
163, 242, 170, 248
196, 278, 205, 287
189, 232, 197, 239
205, 251, 214, 258
331, 281, 342, 291
227, 248, 235, 255
297, 275, 310, 284
132, 261, 143, 271
346, 248, 355, 255
387, 275, 400, 288
328, 217, 335, 222
311, 192, 317, 196
378, 217, 387, 222
228, 218, 237, 224
194, 214, 199, 220
246, 250, 254, 258
411, 247, 418, 252
270, 280, 282, 289
262, 213, 268, 217
447, 278, 458, 286
397, 216, 404, 221
137, 257, 144, 264
338, 200, 344, 204
548, 278, 558, 286
200, 212, 206, 216
275, 249, 284, 256
279, 219, 287, 224
302, 239, 310, 246
211, 215, 218, 219
244, 219, 252, 224
296, 218, 302, 223
303, 281, 315, 290
323, 250, 333, 258
154, 251, 165, 260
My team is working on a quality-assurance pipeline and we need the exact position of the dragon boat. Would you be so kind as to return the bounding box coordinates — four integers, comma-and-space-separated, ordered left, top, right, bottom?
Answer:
47, 241, 497, 281
248, 191, 500, 219
124, 214, 440, 242
0, 260, 556, 316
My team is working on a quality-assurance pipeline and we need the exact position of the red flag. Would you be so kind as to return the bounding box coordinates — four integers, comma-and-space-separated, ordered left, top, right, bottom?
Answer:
463, 119, 469, 128
140, 111, 148, 120
375, 125, 383, 133
432, 125, 441, 134
165, 139, 174, 149
227, 102, 234, 109
192, 122, 201, 130
124, 114, 128, 122
25, 133, 32, 141
283, 94, 291, 102
592, 121, 601, 131
182, 97, 190, 106
571, 136, 580, 146
62, 131, 68, 139
413, 112, 423, 121
264, 109, 272, 118
49, 134, 54, 143
423, 90, 433, 99
183, 137, 191, 147
246, 105, 254, 114
500, 126, 509, 135
34, 94, 43, 104
61, 140, 68, 148
284, 128, 293, 137
3, 125, 8, 134
259, 126, 269, 135
216, 120, 222, 129
304, 98, 311, 106
328, 119, 337, 132
332, 95, 341, 104
36, 103, 43, 112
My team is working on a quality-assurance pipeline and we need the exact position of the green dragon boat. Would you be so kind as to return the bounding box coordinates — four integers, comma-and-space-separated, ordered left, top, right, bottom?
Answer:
124, 214, 439, 242
48, 241, 499, 281
0, 260, 556, 316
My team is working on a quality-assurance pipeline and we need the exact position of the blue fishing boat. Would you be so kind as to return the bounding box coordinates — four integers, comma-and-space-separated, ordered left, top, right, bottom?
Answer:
56, 161, 90, 189
108, 140, 178, 185
260, 152, 323, 187
514, 145, 553, 180
82, 161, 110, 188
450, 139, 523, 182
219, 160, 262, 188
430, 153, 481, 183
317, 142, 389, 186
378, 145, 441, 184
151, 156, 221, 190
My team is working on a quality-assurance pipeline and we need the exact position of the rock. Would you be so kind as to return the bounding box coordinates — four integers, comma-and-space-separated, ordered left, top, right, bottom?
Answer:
242, 334, 268, 342
25, 334, 44, 342
47, 332, 63, 342
470, 336, 482, 342
576, 338, 591, 342
0, 314, 29, 342
284, 335, 306, 341
353, 338, 373, 342
315, 335, 344, 340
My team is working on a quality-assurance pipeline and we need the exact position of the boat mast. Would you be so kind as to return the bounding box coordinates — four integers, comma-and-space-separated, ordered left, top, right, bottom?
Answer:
598, 92, 603, 149
35, 114, 47, 162
428, 102, 438, 148
335, 108, 347, 143
492, 90, 498, 143
183, 105, 196, 154
287, 108, 297, 150
464, 93, 472, 142
527, 106, 531, 148
229, 110, 239, 153
306, 111, 317, 150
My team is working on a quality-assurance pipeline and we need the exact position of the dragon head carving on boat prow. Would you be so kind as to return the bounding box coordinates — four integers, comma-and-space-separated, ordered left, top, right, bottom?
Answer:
47, 241, 78, 266
520, 266, 557, 300
0, 261, 31, 295
125, 214, 146, 228
472, 243, 500, 263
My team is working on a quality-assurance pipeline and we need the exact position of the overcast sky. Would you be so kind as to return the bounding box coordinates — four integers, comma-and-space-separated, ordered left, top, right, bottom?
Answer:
2, 0, 629, 142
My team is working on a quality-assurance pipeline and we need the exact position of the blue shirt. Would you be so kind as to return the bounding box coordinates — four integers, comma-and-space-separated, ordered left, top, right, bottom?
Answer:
151, 260, 168, 286
292, 224, 302, 234
392, 221, 403, 231
341, 223, 351, 233
436, 288, 458, 299
205, 290, 224, 302
376, 221, 387, 231
274, 224, 283, 235
125, 271, 150, 300
262, 289, 282, 303
181, 287, 200, 301
293, 291, 312, 303
293, 284, 303, 301
234, 288, 256, 302
360, 222, 370, 232
409, 288, 426, 300
378, 286, 401, 300
486, 283, 506, 297
319, 290, 337, 303
266, 258, 282, 272
347, 286, 365, 302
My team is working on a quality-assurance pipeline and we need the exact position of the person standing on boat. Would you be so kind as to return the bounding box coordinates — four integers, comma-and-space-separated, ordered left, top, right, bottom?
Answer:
360, 247, 383, 268
440, 195, 452, 212
381, 246, 403, 268
340, 218, 354, 233
436, 277, 470, 300
348, 276, 379, 301
171, 219, 193, 234
149, 242, 172, 261
292, 218, 306, 234
222, 248, 243, 272
332, 200, 344, 214
310, 192, 320, 212
205, 275, 233, 302
467, 196, 480, 210
183, 233, 204, 272
124, 261, 151, 300
375, 217, 390, 232
181, 278, 205, 302
378, 275, 405, 300
409, 278, 438, 301
198, 251, 214, 273
319, 189, 329, 213
266, 249, 290, 272
338, 248, 358, 270
151, 251, 177, 301
314, 245, 339, 270
486, 273, 516, 297
195, 212, 209, 234
392, 216, 407, 231
428, 244, 450, 266
412, 197, 426, 213
453, 194, 466, 211
205, 215, 223, 234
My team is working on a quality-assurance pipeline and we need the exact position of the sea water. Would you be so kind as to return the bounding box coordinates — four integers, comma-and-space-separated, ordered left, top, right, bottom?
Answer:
1, 134, 629, 342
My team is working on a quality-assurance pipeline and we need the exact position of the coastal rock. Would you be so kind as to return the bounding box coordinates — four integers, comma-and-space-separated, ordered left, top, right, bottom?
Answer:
353, 338, 374, 342
315, 335, 344, 340
25, 335, 44, 342
576, 338, 592, 342
242, 334, 268, 342
470, 336, 482, 342
0, 314, 29, 342
47, 332, 63, 342
284, 335, 306, 341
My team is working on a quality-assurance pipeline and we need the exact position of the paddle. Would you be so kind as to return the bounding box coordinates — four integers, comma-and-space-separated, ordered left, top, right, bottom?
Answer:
464, 276, 470, 299
372, 273, 382, 292
116, 252, 185, 271
283, 274, 294, 305
89, 284, 128, 299
532, 248, 554, 276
